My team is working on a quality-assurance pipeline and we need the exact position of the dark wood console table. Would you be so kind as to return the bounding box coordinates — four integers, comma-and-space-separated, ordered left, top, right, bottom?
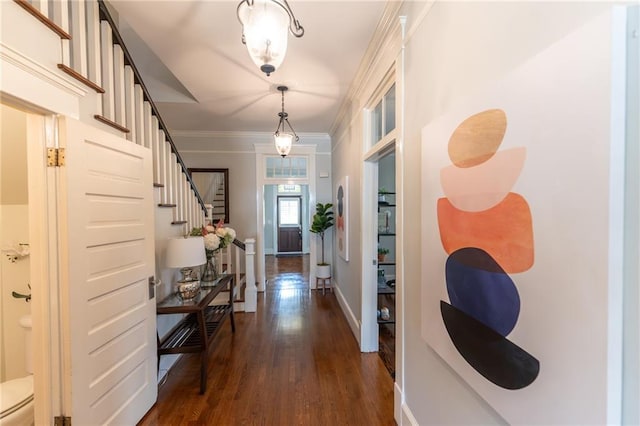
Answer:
156, 274, 235, 394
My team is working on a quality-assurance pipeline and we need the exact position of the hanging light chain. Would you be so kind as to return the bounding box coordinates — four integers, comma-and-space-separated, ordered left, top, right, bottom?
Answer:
274, 86, 298, 141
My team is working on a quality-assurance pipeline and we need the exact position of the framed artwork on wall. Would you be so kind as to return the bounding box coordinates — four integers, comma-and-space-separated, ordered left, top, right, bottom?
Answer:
419, 14, 623, 425
188, 168, 229, 224
336, 175, 349, 261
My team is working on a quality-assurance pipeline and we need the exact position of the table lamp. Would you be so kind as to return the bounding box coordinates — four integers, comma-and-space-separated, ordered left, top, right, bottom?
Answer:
166, 236, 206, 299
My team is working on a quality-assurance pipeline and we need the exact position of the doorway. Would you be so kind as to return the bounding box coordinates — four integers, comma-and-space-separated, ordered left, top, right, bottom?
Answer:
0, 103, 36, 420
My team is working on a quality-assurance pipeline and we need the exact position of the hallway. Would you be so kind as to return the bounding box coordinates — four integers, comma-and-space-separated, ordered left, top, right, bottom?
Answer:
139, 255, 395, 425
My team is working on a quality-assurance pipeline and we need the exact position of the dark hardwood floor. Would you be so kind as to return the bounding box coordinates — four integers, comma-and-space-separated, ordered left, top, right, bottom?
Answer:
139, 255, 395, 425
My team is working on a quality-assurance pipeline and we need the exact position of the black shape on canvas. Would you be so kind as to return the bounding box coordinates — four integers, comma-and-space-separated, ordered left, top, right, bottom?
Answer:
440, 300, 539, 390
449, 247, 505, 273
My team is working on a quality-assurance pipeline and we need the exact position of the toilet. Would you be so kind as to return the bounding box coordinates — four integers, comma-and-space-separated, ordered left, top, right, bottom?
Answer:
0, 314, 34, 426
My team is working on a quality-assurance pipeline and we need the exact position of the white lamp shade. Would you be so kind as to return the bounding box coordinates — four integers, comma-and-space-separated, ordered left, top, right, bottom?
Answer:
239, 0, 289, 73
165, 237, 206, 268
274, 132, 293, 157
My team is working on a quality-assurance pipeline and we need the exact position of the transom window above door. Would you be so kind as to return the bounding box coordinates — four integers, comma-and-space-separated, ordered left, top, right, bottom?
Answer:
265, 156, 308, 179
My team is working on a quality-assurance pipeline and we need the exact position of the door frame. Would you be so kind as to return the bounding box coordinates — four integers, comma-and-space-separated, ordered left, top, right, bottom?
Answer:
18, 106, 61, 426
255, 144, 317, 290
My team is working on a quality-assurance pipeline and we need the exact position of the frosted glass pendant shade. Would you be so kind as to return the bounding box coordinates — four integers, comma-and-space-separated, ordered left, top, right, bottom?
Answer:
274, 133, 293, 157
238, 0, 289, 76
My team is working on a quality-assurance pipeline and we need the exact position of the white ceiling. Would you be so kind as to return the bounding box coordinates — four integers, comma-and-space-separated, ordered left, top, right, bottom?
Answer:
108, 0, 389, 136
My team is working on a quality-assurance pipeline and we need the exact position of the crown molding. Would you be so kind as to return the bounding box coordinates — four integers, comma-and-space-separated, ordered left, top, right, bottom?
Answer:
328, 1, 404, 137
254, 143, 317, 155
170, 129, 330, 142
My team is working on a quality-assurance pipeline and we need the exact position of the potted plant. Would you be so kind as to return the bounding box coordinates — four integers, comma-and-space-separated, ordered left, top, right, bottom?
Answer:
310, 202, 334, 278
378, 187, 389, 203
378, 247, 389, 262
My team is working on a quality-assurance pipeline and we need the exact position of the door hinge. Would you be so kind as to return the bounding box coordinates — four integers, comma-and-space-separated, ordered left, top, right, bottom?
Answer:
54, 415, 71, 426
47, 147, 65, 167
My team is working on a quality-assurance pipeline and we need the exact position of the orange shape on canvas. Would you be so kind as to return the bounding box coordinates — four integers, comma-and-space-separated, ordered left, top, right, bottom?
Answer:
437, 193, 534, 273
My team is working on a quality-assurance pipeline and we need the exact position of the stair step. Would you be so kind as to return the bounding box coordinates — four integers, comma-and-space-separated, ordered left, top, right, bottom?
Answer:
171, 221, 187, 225
154, 183, 164, 188
94, 114, 130, 133
158, 203, 176, 208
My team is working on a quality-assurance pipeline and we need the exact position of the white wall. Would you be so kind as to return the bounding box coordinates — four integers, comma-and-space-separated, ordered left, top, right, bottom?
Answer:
180, 150, 257, 240
403, 3, 618, 424
333, 1, 636, 424
0, 105, 31, 382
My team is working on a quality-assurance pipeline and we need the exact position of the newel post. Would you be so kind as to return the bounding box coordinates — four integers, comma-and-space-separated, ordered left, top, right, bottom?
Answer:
244, 238, 257, 312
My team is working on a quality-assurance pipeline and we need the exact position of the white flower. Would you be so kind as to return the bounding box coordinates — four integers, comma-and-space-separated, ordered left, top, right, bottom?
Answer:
203, 233, 220, 251
213, 226, 236, 248
205, 225, 216, 233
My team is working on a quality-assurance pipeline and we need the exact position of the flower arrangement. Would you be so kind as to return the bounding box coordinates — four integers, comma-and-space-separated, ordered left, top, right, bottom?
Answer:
190, 219, 236, 257
190, 220, 236, 282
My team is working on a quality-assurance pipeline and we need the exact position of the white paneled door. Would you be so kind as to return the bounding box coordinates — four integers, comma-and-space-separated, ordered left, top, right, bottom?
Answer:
58, 117, 157, 424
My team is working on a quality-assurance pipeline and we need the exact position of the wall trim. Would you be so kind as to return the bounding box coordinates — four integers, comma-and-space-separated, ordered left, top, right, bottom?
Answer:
254, 143, 318, 154
401, 398, 419, 426
333, 281, 361, 345
1, 43, 87, 98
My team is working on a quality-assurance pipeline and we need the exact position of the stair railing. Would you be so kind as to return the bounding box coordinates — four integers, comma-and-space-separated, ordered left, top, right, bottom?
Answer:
13, 0, 206, 231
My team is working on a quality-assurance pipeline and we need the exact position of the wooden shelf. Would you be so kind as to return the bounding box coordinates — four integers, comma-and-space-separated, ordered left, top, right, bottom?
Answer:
157, 275, 235, 394
377, 285, 395, 295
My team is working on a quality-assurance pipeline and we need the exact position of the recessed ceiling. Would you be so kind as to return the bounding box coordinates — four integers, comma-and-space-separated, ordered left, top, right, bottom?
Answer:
108, 0, 388, 136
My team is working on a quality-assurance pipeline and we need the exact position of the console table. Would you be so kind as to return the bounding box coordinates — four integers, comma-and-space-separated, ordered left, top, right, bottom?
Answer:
156, 274, 235, 394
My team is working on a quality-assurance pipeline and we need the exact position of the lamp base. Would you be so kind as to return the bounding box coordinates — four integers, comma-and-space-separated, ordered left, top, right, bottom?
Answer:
176, 279, 200, 300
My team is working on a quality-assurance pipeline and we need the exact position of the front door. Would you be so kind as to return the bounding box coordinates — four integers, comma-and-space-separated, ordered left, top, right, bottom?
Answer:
277, 196, 302, 253
58, 117, 157, 424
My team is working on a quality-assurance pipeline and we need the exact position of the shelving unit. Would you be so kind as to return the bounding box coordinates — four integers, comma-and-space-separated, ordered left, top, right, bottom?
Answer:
377, 193, 396, 328
377, 192, 396, 378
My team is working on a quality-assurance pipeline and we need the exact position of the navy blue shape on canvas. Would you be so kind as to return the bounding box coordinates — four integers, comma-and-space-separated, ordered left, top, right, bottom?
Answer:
440, 300, 539, 390
446, 248, 520, 336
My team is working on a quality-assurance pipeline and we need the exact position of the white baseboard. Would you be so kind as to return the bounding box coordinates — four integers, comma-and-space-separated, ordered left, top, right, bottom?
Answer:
401, 396, 419, 426
333, 281, 361, 346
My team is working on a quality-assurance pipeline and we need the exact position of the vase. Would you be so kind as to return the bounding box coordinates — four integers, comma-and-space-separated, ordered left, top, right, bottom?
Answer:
201, 252, 218, 282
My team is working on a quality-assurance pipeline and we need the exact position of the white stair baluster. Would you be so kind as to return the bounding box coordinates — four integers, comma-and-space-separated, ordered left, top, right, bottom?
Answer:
113, 45, 126, 127
244, 239, 257, 312
69, 0, 87, 77
124, 66, 136, 142
100, 21, 115, 120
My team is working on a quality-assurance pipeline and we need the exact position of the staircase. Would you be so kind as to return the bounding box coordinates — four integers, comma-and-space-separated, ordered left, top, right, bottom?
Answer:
8, 0, 258, 312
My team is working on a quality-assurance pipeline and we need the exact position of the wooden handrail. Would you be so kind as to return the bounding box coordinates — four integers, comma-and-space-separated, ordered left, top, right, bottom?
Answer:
96, 0, 206, 212
232, 239, 246, 251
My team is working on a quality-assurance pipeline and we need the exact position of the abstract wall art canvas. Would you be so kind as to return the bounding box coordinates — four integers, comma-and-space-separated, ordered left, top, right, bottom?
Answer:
420, 11, 623, 425
336, 175, 349, 261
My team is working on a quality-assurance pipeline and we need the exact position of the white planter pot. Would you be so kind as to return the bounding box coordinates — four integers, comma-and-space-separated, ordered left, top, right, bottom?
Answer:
316, 264, 331, 279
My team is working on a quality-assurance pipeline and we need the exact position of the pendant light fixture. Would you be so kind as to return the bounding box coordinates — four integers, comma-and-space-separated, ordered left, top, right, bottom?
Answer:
237, 0, 304, 76
274, 86, 299, 157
